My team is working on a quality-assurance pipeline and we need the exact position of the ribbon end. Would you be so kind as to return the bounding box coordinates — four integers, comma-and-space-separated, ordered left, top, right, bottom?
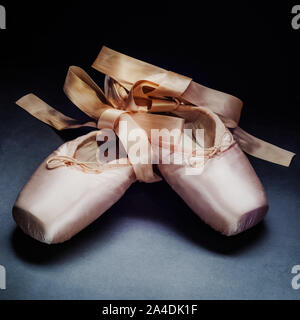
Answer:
16, 93, 35, 107
281, 152, 296, 167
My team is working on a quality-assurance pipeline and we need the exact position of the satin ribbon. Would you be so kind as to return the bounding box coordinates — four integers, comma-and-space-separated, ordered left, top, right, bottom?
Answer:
16, 66, 184, 182
16, 46, 295, 183
92, 46, 295, 167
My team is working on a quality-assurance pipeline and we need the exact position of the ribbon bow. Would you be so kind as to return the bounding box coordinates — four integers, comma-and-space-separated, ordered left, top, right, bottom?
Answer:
16, 46, 295, 182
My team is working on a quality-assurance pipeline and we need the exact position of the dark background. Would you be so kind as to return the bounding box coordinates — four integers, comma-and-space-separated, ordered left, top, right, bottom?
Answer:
0, 0, 300, 299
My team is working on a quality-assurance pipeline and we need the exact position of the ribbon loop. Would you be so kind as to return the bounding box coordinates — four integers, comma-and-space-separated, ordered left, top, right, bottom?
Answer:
97, 108, 127, 130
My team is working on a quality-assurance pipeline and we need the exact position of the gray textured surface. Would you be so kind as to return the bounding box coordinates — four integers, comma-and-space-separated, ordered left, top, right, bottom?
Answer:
0, 65, 300, 300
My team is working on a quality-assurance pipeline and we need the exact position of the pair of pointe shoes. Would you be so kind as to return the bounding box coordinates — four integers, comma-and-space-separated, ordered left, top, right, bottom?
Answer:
13, 106, 268, 244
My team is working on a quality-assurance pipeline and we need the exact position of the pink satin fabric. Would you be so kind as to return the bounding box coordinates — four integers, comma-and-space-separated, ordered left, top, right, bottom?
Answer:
158, 142, 268, 236
13, 134, 135, 244
13, 107, 269, 243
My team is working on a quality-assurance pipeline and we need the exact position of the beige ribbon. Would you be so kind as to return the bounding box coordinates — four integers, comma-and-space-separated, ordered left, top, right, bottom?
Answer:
16, 46, 295, 183
92, 46, 295, 167
16, 66, 184, 182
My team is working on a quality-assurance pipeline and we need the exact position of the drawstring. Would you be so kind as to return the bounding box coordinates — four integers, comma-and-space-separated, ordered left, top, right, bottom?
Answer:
188, 131, 234, 167
46, 155, 129, 173
46, 155, 103, 173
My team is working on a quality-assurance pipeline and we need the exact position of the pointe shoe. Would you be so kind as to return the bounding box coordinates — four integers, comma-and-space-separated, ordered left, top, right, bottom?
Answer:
158, 106, 268, 236
13, 131, 135, 244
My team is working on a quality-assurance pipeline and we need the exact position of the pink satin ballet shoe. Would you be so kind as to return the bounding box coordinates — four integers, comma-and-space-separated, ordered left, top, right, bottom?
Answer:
13, 131, 135, 244
158, 106, 268, 236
